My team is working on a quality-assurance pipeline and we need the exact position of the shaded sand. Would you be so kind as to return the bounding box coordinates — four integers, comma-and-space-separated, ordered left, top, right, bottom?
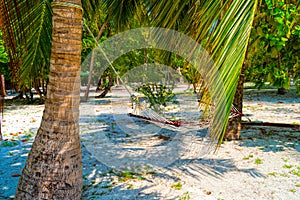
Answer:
0, 88, 299, 199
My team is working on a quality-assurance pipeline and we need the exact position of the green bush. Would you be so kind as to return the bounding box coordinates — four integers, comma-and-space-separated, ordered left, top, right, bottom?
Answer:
0, 30, 9, 64
246, 0, 300, 94
136, 83, 175, 111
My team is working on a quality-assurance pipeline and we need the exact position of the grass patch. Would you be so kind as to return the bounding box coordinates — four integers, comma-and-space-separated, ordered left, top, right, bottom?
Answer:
8, 151, 14, 156
283, 164, 293, 169
105, 167, 156, 183
268, 172, 277, 176
290, 169, 300, 177
179, 191, 190, 200
102, 184, 112, 189
126, 183, 134, 190
243, 154, 254, 160
279, 173, 290, 178
91, 191, 99, 195
254, 158, 263, 164
99, 191, 107, 195
118, 171, 141, 182
171, 182, 182, 190
24, 131, 33, 139
113, 169, 150, 182
1, 140, 18, 147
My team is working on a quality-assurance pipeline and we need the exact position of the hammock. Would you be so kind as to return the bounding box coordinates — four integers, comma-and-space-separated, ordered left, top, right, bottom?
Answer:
127, 90, 243, 128
230, 105, 243, 118
128, 103, 243, 128
128, 113, 181, 127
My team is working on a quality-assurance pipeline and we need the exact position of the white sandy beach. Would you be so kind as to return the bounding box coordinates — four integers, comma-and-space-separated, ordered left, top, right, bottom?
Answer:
0, 88, 299, 200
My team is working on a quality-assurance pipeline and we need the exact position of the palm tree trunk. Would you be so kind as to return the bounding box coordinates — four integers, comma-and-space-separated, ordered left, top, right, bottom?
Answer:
224, 60, 246, 140
15, 1, 83, 199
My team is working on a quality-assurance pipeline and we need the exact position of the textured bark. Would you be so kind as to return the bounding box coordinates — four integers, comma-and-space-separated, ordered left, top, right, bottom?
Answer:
224, 64, 245, 140
15, 1, 83, 199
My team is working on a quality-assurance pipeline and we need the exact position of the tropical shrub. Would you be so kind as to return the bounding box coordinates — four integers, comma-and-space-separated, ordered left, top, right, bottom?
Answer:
136, 83, 175, 111
246, 0, 300, 94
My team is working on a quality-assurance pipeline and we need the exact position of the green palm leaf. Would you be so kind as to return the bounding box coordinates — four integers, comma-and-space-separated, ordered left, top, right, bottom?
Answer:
19, 1, 52, 92
151, 0, 257, 146
104, 0, 257, 147
0, 0, 53, 93
83, 0, 103, 21
106, 0, 149, 31
0, 0, 104, 94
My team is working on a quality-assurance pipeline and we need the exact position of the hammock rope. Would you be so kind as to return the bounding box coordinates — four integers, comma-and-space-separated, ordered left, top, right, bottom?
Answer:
128, 113, 181, 127
230, 105, 243, 118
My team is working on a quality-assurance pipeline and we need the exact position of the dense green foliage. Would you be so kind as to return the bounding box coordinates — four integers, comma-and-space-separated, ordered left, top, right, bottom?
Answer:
0, 30, 8, 64
0, 0, 53, 99
0, 29, 10, 85
0, 0, 103, 100
246, 0, 300, 94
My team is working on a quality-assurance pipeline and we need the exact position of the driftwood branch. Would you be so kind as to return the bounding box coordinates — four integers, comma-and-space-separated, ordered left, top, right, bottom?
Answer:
242, 121, 300, 130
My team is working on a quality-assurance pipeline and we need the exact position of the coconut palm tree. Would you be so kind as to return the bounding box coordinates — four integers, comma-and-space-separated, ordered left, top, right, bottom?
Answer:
0, 0, 257, 198
15, 0, 83, 199
0, 0, 83, 198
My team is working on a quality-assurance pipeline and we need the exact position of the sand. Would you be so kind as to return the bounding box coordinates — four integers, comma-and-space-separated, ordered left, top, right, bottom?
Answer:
0, 88, 299, 200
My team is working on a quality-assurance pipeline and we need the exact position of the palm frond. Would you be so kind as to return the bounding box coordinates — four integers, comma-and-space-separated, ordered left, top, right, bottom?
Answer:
83, 0, 103, 21
150, 0, 257, 145
204, 1, 257, 144
107, 0, 146, 31
0, 0, 105, 93
150, 0, 195, 29
19, 1, 52, 91
0, 0, 53, 92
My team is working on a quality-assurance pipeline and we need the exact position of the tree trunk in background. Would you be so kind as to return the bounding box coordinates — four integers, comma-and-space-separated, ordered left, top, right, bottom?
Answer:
83, 16, 109, 101
83, 49, 95, 101
96, 69, 114, 98
277, 87, 287, 95
224, 62, 246, 140
15, 1, 83, 199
